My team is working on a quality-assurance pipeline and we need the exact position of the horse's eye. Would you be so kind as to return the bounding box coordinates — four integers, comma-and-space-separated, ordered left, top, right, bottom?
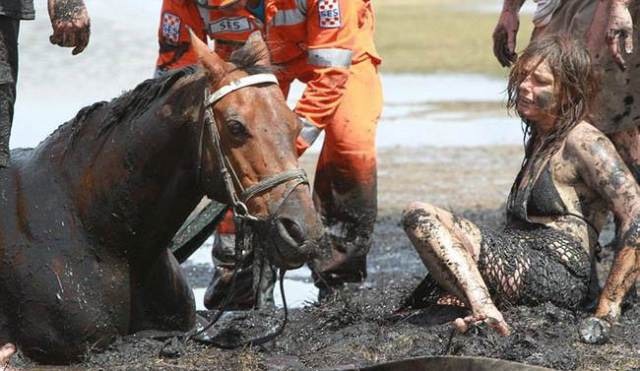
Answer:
226, 120, 249, 139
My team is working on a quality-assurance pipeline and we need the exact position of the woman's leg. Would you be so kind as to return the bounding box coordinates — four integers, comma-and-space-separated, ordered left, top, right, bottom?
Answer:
402, 202, 510, 335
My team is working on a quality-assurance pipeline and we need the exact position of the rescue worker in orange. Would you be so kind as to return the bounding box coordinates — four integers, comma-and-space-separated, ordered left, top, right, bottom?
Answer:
155, 0, 383, 306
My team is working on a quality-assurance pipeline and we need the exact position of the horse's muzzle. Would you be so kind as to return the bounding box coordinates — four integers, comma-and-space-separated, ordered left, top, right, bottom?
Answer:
267, 216, 316, 269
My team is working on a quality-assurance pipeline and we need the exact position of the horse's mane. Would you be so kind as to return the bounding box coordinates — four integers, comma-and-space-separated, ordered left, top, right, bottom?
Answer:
47, 66, 201, 152
229, 44, 274, 76
100, 65, 201, 135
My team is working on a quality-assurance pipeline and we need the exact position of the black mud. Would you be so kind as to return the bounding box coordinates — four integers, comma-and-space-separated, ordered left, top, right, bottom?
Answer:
11, 209, 638, 370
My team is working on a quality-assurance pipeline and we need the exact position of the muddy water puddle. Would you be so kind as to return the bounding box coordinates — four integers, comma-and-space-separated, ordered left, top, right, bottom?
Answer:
14, 72, 524, 150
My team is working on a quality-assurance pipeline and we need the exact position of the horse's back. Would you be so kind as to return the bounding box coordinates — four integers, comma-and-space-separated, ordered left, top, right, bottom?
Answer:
0, 147, 131, 363
0, 66, 208, 363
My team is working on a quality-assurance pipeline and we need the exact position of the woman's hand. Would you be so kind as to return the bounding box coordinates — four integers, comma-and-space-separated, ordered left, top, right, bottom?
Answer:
580, 316, 612, 344
48, 0, 91, 55
453, 310, 510, 336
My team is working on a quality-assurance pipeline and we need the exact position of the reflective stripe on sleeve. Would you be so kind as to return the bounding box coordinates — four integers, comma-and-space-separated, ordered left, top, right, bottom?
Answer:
299, 117, 322, 146
307, 48, 353, 68
295, 0, 307, 15
273, 8, 306, 26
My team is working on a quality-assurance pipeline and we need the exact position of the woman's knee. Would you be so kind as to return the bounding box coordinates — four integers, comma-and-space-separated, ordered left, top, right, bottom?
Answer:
402, 202, 440, 234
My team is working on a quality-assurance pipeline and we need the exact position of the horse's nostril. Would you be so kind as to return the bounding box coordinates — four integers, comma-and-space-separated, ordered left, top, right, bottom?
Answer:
278, 217, 306, 245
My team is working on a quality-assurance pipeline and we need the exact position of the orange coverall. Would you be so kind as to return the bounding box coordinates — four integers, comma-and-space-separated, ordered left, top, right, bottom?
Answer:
156, 0, 383, 289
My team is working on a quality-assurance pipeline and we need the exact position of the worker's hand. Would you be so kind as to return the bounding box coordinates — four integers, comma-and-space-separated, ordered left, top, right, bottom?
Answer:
47, 0, 90, 55
493, 9, 520, 67
606, 0, 634, 70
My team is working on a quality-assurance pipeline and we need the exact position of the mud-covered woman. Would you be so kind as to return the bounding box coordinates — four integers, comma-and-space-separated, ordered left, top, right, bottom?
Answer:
402, 35, 640, 343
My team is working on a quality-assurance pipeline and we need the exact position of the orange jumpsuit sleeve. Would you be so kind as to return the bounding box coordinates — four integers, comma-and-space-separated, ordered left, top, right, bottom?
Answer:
294, 0, 358, 129
155, 0, 206, 76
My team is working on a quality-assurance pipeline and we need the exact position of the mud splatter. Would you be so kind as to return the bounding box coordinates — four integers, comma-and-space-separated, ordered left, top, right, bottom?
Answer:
51, 0, 85, 23
535, 90, 555, 111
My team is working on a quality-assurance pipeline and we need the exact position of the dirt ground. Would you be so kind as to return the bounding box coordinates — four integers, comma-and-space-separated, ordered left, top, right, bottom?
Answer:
14, 146, 640, 370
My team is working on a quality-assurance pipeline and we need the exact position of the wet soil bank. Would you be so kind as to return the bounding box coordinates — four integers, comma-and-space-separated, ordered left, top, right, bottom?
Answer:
16, 146, 640, 370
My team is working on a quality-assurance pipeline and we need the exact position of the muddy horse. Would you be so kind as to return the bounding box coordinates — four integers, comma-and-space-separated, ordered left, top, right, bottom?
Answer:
0, 33, 323, 364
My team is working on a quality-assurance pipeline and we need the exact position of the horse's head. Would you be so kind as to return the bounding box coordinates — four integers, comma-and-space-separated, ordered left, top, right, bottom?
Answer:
193, 32, 323, 270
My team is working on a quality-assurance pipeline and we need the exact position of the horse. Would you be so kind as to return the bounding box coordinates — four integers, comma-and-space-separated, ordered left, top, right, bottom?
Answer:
0, 32, 323, 364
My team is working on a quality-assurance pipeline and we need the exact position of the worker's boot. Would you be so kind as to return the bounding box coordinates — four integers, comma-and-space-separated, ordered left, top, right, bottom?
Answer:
204, 233, 255, 310
204, 232, 276, 310
311, 233, 369, 301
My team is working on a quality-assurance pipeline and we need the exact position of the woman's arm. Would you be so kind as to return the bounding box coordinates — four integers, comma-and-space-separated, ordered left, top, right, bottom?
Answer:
566, 123, 640, 343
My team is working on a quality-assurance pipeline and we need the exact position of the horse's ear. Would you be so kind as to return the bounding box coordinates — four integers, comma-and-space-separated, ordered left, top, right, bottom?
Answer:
244, 31, 271, 66
188, 28, 226, 80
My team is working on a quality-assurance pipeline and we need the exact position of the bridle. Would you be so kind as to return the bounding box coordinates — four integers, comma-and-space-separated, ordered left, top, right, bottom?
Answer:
190, 72, 309, 348
201, 73, 309, 222
200, 72, 311, 283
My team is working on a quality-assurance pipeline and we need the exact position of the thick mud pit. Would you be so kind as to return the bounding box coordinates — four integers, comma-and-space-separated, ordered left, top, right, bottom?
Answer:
13, 146, 640, 370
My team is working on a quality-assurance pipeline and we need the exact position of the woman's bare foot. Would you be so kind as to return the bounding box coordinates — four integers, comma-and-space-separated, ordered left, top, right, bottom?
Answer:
0, 343, 16, 370
453, 305, 510, 336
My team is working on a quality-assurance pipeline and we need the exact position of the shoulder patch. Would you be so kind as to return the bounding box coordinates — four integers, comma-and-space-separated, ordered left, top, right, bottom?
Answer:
161, 12, 182, 45
318, 0, 341, 29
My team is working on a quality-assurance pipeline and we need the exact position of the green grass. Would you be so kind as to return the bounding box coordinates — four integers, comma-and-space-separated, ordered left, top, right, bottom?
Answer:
374, 0, 534, 75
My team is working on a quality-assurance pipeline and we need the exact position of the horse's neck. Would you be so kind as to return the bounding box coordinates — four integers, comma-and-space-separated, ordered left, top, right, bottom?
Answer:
60, 105, 206, 259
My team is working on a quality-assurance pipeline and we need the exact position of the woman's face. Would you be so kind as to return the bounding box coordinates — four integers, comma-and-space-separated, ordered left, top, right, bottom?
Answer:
516, 58, 559, 129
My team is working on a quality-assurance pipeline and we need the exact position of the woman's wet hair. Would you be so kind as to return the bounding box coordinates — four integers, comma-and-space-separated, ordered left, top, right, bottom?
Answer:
506, 35, 600, 211
507, 34, 599, 157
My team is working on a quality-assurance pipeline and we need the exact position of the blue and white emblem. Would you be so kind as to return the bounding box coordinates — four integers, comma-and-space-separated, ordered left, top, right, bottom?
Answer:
162, 12, 181, 45
318, 0, 341, 29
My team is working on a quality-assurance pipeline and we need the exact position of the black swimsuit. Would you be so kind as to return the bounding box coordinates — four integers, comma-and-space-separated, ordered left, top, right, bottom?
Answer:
527, 165, 568, 217
476, 222, 590, 310
405, 157, 594, 311
474, 162, 591, 309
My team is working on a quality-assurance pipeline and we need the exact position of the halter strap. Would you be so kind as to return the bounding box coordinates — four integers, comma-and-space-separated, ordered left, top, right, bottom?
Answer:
240, 168, 307, 203
207, 74, 279, 106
